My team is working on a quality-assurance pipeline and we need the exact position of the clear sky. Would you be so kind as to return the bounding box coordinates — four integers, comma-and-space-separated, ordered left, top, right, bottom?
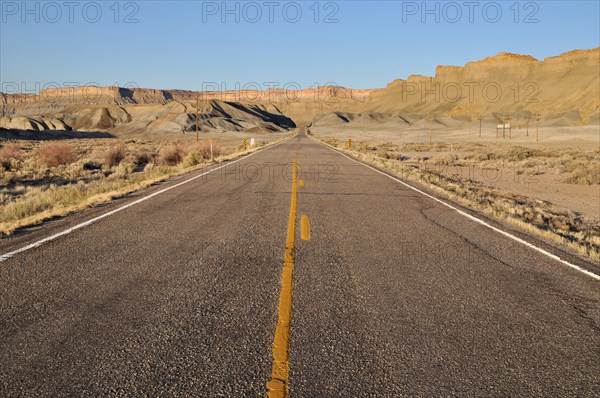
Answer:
1, 0, 598, 92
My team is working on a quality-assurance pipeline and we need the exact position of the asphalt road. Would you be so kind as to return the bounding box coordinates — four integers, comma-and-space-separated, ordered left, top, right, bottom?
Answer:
1, 128, 599, 397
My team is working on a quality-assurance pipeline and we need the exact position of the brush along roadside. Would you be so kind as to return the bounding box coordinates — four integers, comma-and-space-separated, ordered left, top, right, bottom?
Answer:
313, 135, 600, 262
0, 134, 291, 237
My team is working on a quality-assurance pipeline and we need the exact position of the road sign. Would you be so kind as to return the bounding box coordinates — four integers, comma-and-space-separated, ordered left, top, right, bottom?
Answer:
250, 138, 255, 147
243, 139, 248, 150
348, 139, 353, 149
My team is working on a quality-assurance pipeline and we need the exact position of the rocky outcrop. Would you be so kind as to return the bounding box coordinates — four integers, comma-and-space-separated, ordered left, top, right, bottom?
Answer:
1, 47, 597, 132
360, 47, 599, 125
0, 83, 376, 133
0, 116, 70, 131
0, 99, 296, 134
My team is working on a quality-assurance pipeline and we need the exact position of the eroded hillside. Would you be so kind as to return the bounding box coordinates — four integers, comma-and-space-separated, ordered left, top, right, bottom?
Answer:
1, 47, 598, 134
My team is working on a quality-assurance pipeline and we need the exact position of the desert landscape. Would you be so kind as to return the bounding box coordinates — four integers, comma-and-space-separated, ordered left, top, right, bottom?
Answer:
1, 1, 599, 395
1, 47, 598, 260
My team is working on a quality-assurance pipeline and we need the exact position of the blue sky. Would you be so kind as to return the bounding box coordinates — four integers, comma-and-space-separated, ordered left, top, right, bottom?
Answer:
1, 1, 598, 92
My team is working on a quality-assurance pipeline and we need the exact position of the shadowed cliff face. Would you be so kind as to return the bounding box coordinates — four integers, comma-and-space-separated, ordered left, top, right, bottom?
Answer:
1, 48, 598, 133
0, 97, 297, 135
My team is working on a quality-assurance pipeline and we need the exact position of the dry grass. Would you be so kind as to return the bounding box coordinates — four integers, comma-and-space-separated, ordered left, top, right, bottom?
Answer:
36, 142, 77, 167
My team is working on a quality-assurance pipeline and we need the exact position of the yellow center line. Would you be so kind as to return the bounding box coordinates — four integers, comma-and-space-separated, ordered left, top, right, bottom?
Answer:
267, 159, 298, 398
300, 215, 311, 241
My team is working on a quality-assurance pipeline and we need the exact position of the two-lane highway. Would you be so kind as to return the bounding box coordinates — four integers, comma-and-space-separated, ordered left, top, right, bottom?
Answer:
1, 128, 599, 396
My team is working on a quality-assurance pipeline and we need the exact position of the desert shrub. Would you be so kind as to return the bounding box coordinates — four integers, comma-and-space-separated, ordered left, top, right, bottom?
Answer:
188, 141, 222, 160
504, 147, 536, 161
432, 154, 457, 165
412, 155, 430, 162
189, 141, 214, 159
103, 142, 127, 167
108, 163, 134, 180
83, 161, 103, 171
134, 151, 155, 169
143, 162, 155, 172
556, 154, 574, 165
36, 142, 77, 167
566, 165, 600, 185
0, 143, 23, 169
470, 152, 493, 161
376, 149, 389, 159
383, 142, 399, 151
183, 152, 203, 167
158, 142, 186, 166
207, 141, 222, 158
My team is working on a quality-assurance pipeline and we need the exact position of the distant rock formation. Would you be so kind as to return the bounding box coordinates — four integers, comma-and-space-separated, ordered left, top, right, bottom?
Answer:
1, 47, 597, 133
351, 47, 599, 127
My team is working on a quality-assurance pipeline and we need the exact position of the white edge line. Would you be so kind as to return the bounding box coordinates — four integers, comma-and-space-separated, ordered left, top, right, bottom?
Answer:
0, 137, 291, 262
309, 134, 600, 281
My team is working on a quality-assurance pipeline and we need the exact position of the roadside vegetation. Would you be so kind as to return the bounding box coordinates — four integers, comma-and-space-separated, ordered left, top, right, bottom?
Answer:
314, 134, 600, 261
0, 137, 271, 237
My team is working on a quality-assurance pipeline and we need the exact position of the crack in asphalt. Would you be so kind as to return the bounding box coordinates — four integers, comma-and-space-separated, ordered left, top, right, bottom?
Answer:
417, 205, 517, 270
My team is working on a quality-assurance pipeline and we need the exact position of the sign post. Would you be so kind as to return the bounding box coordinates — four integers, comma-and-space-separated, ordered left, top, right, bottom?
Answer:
496, 117, 500, 139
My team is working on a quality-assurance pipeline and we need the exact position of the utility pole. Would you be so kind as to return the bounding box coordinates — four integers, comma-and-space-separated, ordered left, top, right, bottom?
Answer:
525, 116, 530, 137
536, 113, 541, 142
502, 113, 506, 139
508, 114, 512, 139
195, 96, 199, 143
478, 114, 484, 138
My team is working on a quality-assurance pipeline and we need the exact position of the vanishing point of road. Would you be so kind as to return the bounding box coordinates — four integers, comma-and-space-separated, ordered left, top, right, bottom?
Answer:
1, 128, 599, 397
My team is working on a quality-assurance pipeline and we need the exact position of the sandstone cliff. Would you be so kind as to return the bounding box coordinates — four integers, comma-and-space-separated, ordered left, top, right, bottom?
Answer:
1, 47, 597, 134
355, 47, 599, 127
